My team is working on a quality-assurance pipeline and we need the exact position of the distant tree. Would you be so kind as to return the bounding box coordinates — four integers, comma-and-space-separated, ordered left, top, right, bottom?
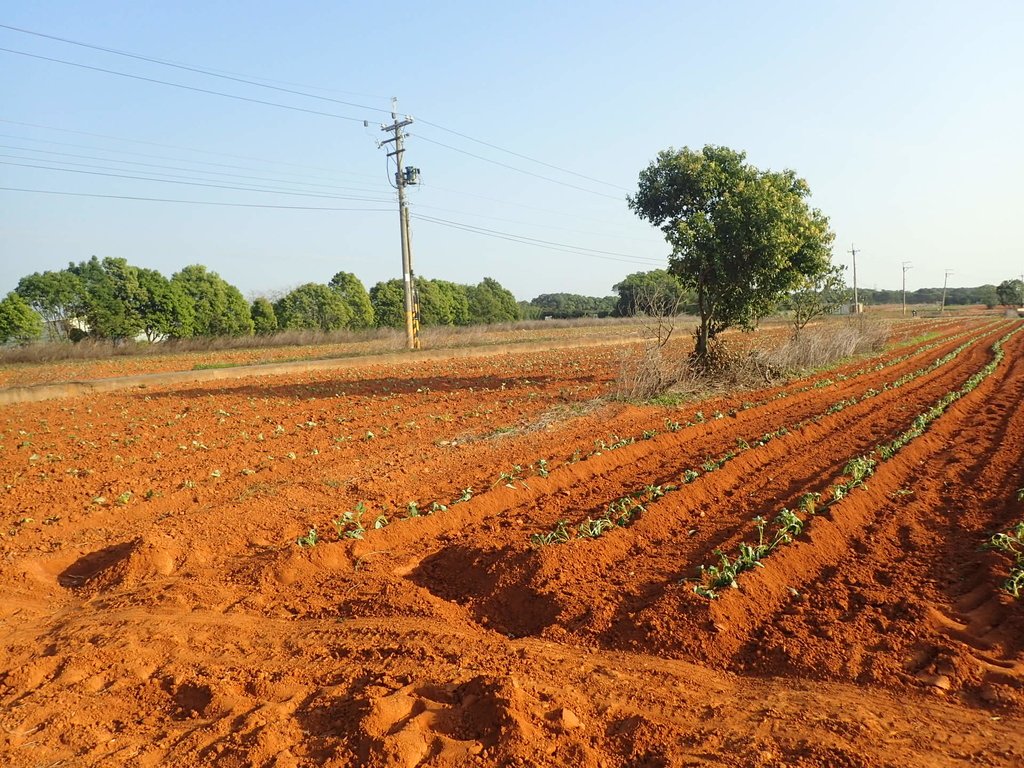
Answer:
977, 284, 999, 310
612, 270, 691, 317
528, 293, 618, 318
518, 301, 542, 320
997, 279, 1024, 307
328, 271, 375, 328
0, 292, 44, 343
171, 265, 254, 336
16, 269, 85, 341
629, 145, 834, 358
467, 277, 519, 324
274, 283, 350, 331
135, 268, 194, 340
369, 279, 405, 328
250, 297, 278, 335
789, 265, 850, 336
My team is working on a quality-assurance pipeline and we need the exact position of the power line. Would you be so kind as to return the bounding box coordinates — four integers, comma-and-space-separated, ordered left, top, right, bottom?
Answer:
0, 47, 374, 123
0, 119, 380, 180
412, 213, 665, 266
2, 25, 642, 210
0, 144, 389, 196
417, 118, 631, 192
0, 23, 394, 116
413, 202, 662, 243
0, 186, 393, 211
414, 134, 624, 200
2, 24, 633, 195
0, 159, 395, 202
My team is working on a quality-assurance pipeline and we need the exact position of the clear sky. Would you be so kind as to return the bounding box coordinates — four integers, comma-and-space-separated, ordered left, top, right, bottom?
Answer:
2, 1, 1022, 301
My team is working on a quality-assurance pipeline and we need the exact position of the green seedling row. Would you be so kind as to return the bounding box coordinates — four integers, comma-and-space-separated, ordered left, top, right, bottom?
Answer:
529, 325, 995, 546
693, 324, 1022, 598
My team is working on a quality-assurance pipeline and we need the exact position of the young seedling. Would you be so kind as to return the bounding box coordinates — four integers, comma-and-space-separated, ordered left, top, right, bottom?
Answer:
296, 527, 319, 548
334, 502, 367, 539
530, 519, 571, 547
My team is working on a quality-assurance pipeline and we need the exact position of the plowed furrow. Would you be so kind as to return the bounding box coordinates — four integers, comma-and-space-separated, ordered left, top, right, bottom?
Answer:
380, 323, 999, 556
398, 325, 1010, 642
731, 329, 1024, 691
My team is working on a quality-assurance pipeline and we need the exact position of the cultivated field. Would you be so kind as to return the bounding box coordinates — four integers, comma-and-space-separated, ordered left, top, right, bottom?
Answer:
2, 316, 1023, 767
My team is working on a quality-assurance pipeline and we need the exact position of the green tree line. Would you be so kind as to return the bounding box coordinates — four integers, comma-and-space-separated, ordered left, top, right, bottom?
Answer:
2, 257, 527, 343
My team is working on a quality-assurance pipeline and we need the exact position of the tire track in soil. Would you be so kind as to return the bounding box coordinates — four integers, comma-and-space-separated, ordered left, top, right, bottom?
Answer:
731, 326, 1024, 703
398, 323, 1011, 639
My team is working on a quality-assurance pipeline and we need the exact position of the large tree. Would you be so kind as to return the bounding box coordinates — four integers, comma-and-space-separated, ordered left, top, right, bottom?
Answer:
629, 145, 834, 358
0, 292, 44, 343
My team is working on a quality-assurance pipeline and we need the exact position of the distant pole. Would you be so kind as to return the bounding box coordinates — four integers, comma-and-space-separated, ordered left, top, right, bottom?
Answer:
848, 245, 860, 313
380, 99, 420, 350
902, 261, 912, 316
940, 269, 953, 313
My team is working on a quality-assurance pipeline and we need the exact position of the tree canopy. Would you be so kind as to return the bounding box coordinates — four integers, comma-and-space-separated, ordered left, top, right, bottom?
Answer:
997, 279, 1024, 307
370, 276, 519, 328
526, 293, 617, 318
328, 271, 375, 328
274, 283, 350, 332
171, 265, 253, 337
629, 145, 834, 357
15, 269, 84, 341
0, 292, 44, 344
250, 297, 278, 335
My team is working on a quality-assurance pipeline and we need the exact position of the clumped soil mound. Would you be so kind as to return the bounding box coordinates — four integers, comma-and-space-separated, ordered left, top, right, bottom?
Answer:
2, 318, 1023, 767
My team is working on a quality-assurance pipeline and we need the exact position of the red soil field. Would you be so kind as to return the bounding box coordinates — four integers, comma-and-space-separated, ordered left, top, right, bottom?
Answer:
2, 317, 1023, 767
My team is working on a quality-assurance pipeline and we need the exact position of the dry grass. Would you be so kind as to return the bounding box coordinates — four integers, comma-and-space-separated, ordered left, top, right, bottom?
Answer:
0, 317, 650, 367
614, 319, 892, 401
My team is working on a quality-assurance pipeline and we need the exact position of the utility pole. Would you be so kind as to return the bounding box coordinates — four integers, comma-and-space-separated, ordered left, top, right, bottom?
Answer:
848, 245, 860, 313
940, 269, 953, 313
901, 261, 912, 316
379, 99, 421, 350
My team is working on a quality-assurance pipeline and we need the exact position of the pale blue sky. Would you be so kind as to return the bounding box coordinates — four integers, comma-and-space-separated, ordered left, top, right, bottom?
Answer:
2, 1, 1022, 300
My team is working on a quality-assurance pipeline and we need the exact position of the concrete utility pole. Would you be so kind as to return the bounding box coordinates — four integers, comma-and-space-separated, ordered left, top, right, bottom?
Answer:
848, 245, 860, 313
380, 99, 421, 350
902, 261, 912, 316
940, 269, 954, 313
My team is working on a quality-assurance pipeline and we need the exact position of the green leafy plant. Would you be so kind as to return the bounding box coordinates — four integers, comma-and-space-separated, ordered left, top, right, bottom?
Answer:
530, 519, 571, 547
296, 527, 319, 548
333, 502, 367, 539
986, 521, 1024, 598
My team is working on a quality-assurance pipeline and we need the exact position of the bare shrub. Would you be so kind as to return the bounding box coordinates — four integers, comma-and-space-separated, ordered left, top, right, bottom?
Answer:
754, 321, 890, 373
613, 320, 892, 401
614, 341, 694, 400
